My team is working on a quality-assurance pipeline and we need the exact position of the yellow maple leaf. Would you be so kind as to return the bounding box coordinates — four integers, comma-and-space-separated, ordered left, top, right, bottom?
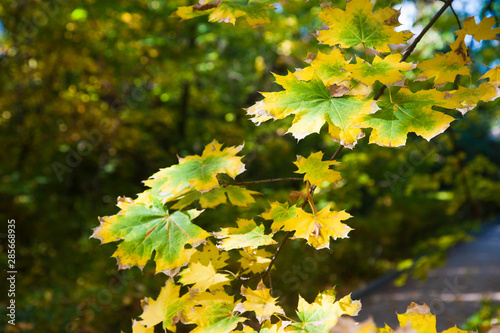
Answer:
187, 241, 230, 269
294, 49, 351, 86
283, 205, 352, 249
417, 52, 470, 85
448, 83, 499, 115
179, 262, 230, 291
136, 279, 190, 331
481, 65, 500, 85
234, 281, 285, 323
239, 248, 272, 274
131, 320, 155, 333
397, 303, 436, 333
462, 16, 500, 42
347, 53, 413, 86
294, 151, 341, 186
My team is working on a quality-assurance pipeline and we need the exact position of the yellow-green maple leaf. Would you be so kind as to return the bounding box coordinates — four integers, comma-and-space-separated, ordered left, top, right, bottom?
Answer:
172, 185, 260, 210
185, 291, 246, 333
317, 0, 411, 52
136, 279, 190, 332
346, 54, 413, 86
289, 291, 360, 332
449, 83, 499, 115
171, 1, 275, 27
417, 52, 470, 85
214, 219, 276, 251
284, 205, 352, 249
179, 262, 230, 291
261, 201, 297, 231
294, 49, 351, 86
144, 140, 245, 200
248, 73, 375, 148
462, 16, 500, 42
91, 196, 209, 273
234, 281, 285, 323
239, 248, 272, 274
481, 65, 500, 85
357, 88, 458, 147
294, 152, 341, 187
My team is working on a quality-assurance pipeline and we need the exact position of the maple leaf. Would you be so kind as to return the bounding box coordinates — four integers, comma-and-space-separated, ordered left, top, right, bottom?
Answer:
417, 52, 470, 85
461, 16, 500, 42
289, 291, 361, 332
346, 54, 413, 86
234, 281, 285, 323
283, 205, 352, 249
131, 320, 155, 333
294, 152, 341, 187
171, 1, 275, 27
294, 49, 351, 86
329, 317, 377, 333
317, 0, 412, 52
179, 262, 230, 291
397, 303, 437, 333
248, 72, 375, 147
136, 279, 190, 332
357, 88, 458, 147
187, 241, 230, 269
481, 65, 500, 85
91, 196, 209, 274
144, 140, 245, 200
185, 291, 246, 333
214, 219, 276, 251
239, 248, 272, 274
448, 83, 499, 115
261, 201, 297, 231
171, 185, 260, 210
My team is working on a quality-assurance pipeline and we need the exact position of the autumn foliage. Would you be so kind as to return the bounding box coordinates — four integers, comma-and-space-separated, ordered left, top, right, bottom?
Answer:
92, 0, 500, 332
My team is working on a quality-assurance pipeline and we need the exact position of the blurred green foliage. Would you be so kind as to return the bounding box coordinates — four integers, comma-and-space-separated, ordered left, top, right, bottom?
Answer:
0, 0, 499, 331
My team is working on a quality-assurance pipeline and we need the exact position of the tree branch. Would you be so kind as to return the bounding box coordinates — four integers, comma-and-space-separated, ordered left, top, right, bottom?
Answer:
373, 0, 455, 100
230, 177, 303, 186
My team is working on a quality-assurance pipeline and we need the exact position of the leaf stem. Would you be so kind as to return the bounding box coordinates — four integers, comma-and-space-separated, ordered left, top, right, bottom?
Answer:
373, 0, 455, 100
230, 177, 304, 186
450, 3, 462, 29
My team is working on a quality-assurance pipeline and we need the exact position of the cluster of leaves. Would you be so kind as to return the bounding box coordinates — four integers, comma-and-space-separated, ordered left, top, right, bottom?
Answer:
92, 0, 500, 332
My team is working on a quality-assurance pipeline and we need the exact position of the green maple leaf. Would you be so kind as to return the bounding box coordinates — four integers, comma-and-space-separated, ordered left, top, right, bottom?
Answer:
357, 88, 459, 147
214, 219, 276, 251
261, 201, 297, 231
144, 140, 245, 201
247, 73, 375, 148
91, 196, 209, 274
317, 0, 412, 52
171, 0, 275, 27
185, 291, 246, 333
289, 291, 360, 333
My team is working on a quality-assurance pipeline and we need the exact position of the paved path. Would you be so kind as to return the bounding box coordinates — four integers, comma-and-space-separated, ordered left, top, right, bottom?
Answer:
355, 220, 500, 330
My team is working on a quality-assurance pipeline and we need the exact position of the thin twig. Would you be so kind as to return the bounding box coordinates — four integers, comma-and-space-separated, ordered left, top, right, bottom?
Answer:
262, 231, 292, 281
230, 177, 303, 186
373, 0, 455, 100
450, 3, 462, 29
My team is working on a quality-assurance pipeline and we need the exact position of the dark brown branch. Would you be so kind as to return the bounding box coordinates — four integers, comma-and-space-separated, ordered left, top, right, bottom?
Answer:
373, 0, 455, 100
230, 177, 303, 186
262, 231, 292, 281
